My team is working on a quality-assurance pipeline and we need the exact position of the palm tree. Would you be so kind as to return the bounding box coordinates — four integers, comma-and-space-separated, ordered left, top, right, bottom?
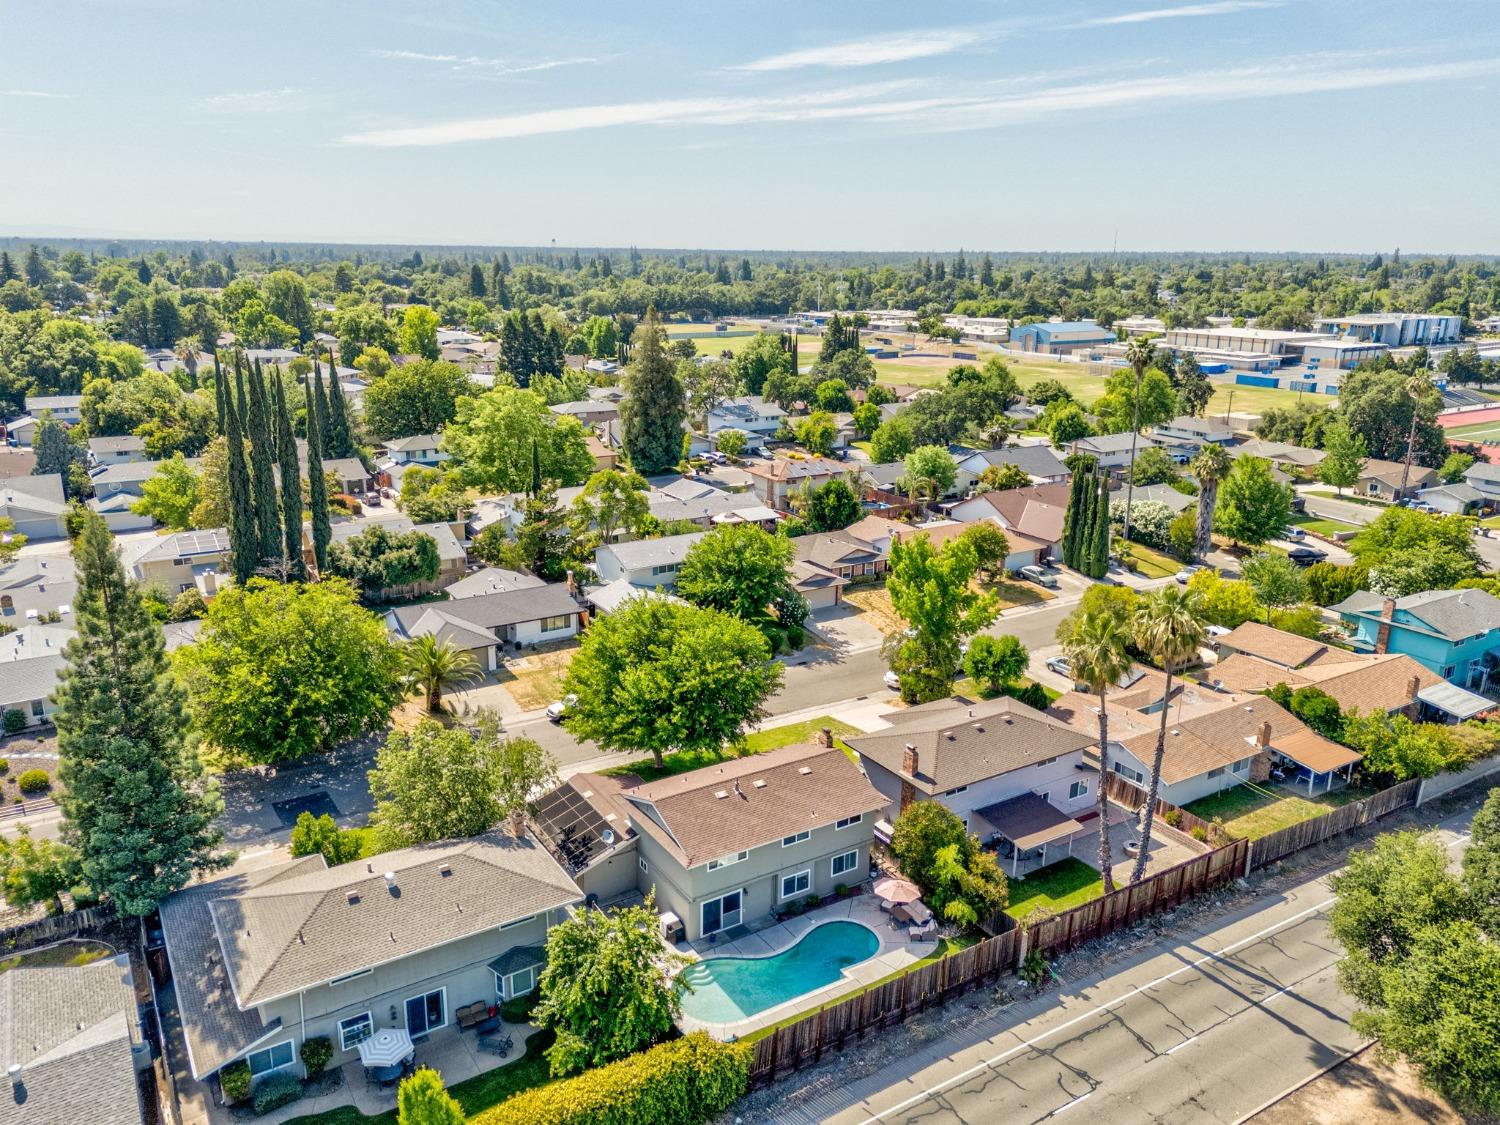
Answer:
403, 635, 483, 713
1189, 443, 1232, 562
1121, 336, 1157, 545
1061, 609, 1134, 893
1129, 586, 1207, 885
1397, 371, 1434, 499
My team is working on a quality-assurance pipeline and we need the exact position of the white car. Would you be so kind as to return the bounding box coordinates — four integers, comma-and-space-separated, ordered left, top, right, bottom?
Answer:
884, 670, 902, 691
1282, 525, 1306, 541
1045, 655, 1071, 678
1175, 564, 1205, 584
1207, 625, 1231, 638
546, 693, 578, 723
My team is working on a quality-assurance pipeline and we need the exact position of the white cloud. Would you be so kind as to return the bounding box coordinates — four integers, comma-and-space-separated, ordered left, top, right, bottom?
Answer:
340, 55, 1500, 147
1081, 1, 1285, 27
730, 27, 989, 72
198, 87, 303, 113
368, 49, 597, 75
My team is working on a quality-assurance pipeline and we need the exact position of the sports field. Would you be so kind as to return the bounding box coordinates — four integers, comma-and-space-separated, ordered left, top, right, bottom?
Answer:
1439, 405, 1500, 442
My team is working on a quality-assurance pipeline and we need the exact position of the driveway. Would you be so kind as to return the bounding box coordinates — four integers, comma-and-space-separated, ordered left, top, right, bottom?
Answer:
806, 603, 886, 653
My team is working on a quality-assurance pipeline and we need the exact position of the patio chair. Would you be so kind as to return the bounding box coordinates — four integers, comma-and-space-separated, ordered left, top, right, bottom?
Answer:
478, 1033, 513, 1058
908, 920, 939, 944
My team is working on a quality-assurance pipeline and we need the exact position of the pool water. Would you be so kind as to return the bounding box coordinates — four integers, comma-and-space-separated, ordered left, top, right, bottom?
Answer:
677, 920, 881, 1023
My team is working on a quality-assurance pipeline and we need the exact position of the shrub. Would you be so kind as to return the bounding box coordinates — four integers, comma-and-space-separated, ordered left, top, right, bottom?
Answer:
1003, 681, 1050, 711
17, 769, 50, 795
219, 1061, 252, 1104
1164, 809, 1183, 828
473, 1033, 750, 1125
252, 1073, 302, 1115
501, 991, 542, 1024
299, 1036, 332, 1079
1190, 825, 1209, 842
0, 759, 8, 773
2, 710, 25, 734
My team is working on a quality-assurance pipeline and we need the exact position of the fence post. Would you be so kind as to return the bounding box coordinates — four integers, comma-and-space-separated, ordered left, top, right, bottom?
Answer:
1015, 922, 1029, 972
1243, 837, 1254, 876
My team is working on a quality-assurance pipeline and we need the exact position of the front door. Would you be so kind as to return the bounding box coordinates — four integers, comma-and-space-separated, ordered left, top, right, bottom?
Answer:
701, 889, 742, 936
405, 990, 445, 1037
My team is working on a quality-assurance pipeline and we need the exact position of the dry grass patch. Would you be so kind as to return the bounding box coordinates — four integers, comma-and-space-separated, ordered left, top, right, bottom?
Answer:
495, 641, 579, 710
843, 585, 906, 637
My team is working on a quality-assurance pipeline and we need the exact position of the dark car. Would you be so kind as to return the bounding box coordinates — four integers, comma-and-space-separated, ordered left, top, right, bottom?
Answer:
1286, 546, 1328, 567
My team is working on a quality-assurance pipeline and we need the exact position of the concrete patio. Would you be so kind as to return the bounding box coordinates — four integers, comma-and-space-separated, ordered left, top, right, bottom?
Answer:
993, 802, 1207, 882
676, 892, 929, 1041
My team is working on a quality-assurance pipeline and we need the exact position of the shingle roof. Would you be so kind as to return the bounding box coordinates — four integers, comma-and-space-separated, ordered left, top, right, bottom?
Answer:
1216, 622, 1353, 669
0, 652, 66, 707
0, 475, 68, 516
846, 695, 1092, 794
204, 834, 580, 1009
1334, 587, 1500, 642
955, 445, 1069, 479
1116, 695, 1298, 784
624, 743, 886, 867
1210, 651, 1438, 714
487, 946, 546, 978
967, 482, 1072, 544
0, 956, 143, 1125
88, 435, 146, 453
387, 582, 578, 640
381, 434, 443, 452
446, 567, 547, 599
123, 528, 231, 568
597, 531, 706, 570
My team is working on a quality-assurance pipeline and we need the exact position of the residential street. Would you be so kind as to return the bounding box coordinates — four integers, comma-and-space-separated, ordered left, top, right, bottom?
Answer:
1301, 487, 1500, 569
748, 801, 1478, 1125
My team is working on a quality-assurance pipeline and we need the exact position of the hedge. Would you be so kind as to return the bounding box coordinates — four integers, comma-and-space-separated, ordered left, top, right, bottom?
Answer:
472, 1033, 750, 1125
254, 1073, 303, 1115
17, 769, 50, 795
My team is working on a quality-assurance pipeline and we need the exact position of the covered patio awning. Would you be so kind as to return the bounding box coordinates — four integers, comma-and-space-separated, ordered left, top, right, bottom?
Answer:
1418, 681, 1495, 722
974, 793, 1085, 851
1273, 728, 1362, 774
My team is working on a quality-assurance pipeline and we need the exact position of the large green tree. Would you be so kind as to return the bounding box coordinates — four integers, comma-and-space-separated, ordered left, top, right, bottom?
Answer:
1317, 420, 1368, 495
327, 525, 441, 601
244, 361, 282, 566
1214, 455, 1291, 547
885, 533, 999, 701
175, 578, 402, 764
675, 523, 794, 621
132, 453, 201, 530
53, 512, 227, 915
890, 801, 1008, 927
560, 596, 782, 770
361, 359, 473, 440
271, 371, 306, 580
1189, 443, 1231, 561
900, 444, 958, 501
305, 367, 332, 572
1241, 551, 1306, 624
443, 387, 596, 493
618, 309, 687, 475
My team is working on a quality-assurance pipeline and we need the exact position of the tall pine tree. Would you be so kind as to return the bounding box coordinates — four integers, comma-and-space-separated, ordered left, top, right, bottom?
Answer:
272, 371, 307, 581
306, 367, 333, 572
246, 361, 281, 566
618, 308, 686, 475
54, 511, 227, 916
325, 363, 353, 458
1086, 473, 1111, 579
1061, 466, 1088, 569
226, 356, 259, 585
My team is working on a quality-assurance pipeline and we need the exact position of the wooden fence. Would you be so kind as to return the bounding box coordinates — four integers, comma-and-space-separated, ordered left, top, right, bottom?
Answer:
1247, 777, 1420, 870
1101, 771, 1218, 840
0, 904, 117, 953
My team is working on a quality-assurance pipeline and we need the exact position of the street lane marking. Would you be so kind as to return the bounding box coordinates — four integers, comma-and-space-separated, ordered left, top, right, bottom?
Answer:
1048, 1092, 1091, 1117
1164, 1035, 1199, 1055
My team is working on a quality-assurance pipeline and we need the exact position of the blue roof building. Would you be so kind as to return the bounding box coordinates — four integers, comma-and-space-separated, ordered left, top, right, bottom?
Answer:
1008, 320, 1116, 355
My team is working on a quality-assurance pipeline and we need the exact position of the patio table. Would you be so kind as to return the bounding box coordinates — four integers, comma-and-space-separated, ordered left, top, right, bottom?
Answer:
904, 899, 933, 925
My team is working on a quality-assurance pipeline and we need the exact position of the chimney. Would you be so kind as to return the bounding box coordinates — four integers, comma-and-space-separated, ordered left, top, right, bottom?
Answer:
1406, 674, 1422, 718
1408, 675, 1421, 703
566, 569, 577, 595
814, 726, 833, 749
1258, 721, 1273, 749
901, 743, 919, 777
1375, 597, 1396, 654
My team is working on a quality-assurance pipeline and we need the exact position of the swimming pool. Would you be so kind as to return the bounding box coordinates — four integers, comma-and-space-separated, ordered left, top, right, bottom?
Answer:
677, 920, 881, 1024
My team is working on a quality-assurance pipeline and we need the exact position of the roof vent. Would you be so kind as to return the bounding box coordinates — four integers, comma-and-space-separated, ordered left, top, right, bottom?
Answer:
943, 730, 955, 741
346, 891, 360, 904
753, 779, 767, 788
383, 871, 397, 892
1171, 729, 1180, 736
601, 828, 615, 846
438, 864, 452, 877
798, 766, 813, 775
714, 789, 729, 799
581, 789, 594, 799
973, 724, 985, 733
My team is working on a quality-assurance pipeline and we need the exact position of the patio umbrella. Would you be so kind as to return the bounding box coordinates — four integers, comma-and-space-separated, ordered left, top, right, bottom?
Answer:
872, 877, 921, 904
358, 1028, 414, 1068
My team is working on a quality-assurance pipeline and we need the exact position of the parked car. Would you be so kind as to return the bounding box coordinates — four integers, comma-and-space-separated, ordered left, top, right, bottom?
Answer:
1282, 525, 1306, 541
1045, 655, 1072, 678
883, 670, 902, 691
546, 693, 578, 723
1175, 564, 1205, 584
1207, 625, 1231, 639
1286, 546, 1328, 567
1019, 565, 1058, 589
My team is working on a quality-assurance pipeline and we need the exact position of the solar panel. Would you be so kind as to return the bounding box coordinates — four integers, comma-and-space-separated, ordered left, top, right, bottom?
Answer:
532, 784, 617, 874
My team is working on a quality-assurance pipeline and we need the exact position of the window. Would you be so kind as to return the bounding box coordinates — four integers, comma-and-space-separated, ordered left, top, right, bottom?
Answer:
701, 890, 742, 935
834, 814, 862, 830
328, 968, 372, 987
1036, 756, 1058, 767
1112, 762, 1145, 785
500, 914, 534, 930
780, 870, 811, 899
504, 966, 537, 998
1442, 665, 1455, 679
943, 785, 969, 796
639, 857, 648, 873
831, 850, 859, 878
404, 989, 446, 1037
338, 1013, 373, 1052
1068, 780, 1087, 800
540, 615, 572, 633
1234, 757, 1253, 774
1206, 766, 1226, 779
246, 1041, 295, 1076
782, 831, 810, 847
707, 851, 748, 871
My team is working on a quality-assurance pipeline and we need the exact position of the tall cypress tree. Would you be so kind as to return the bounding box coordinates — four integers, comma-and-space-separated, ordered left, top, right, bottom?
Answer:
272, 372, 307, 581
306, 368, 333, 573
618, 308, 687, 475
1086, 474, 1111, 579
314, 362, 334, 456
226, 356, 259, 585
325, 364, 353, 458
246, 360, 282, 565
1061, 467, 1087, 569
530, 439, 542, 498
211, 356, 225, 431
53, 511, 227, 916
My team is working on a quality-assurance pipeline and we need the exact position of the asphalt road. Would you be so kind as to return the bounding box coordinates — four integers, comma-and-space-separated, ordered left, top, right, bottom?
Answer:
773, 805, 1475, 1125
1301, 489, 1500, 569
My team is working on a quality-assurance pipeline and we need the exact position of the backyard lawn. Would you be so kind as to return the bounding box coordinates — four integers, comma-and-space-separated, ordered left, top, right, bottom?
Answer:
600, 715, 859, 783
1289, 514, 1361, 538
1183, 781, 1378, 840
1124, 542, 1181, 579
1004, 857, 1105, 921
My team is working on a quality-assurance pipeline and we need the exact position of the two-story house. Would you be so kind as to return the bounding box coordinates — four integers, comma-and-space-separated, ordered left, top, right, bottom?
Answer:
704, 396, 787, 452
121, 528, 233, 597
23, 394, 83, 426
531, 740, 886, 941
1150, 415, 1237, 456
379, 434, 449, 467
1333, 588, 1500, 691
1464, 461, 1500, 512
87, 435, 149, 466
594, 531, 706, 588
385, 581, 582, 669
1069, 432, 1165, 471
158, 834, 581, 1090
951, 445, 1070, 492
742, 456, 858, 510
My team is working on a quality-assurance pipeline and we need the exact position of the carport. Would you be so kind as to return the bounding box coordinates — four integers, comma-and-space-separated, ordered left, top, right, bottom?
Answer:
975, 792, 1086, 876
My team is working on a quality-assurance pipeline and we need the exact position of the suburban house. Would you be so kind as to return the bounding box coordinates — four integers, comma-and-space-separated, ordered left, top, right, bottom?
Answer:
1070, 432, 1164, 470
1050, 673, 1361, 803
0, 623, 73, 729
1150, 415, 1237, 455
788, 514, 970, 585
947, 482, 1069, 565
594, 531, 705, 588
742, 456, 858, 510
443, 567, 545, 599
92, 458, 202, 499
0, 954, 147, 1125
790, 558, 849, 610
1333, 588, 1500, 691
121, 528, 233, 597
1118, 482, 1195, 516
549, 399, 619, 429
1463, 461, 1500, 510
328, 518, 467, 599
1, 473, 69, 540
22, 394, 83, 425
1007, 320, 1115, 356
645, 477, 780, 531
531, 740, 886, 942
844, 696, 1097, 856
705, 396, 786, 452
1230, 438, 1325, 474
89, 490, 155, 533
0, 556, 77, 622
385, 581, 582, 669
585, 433, 618, 471
158, 834, 582, 1087
951, 445, 1070, 491
87, 434, 149, 466
379, 435, 448, 467
1415, 482, 1485, 515
1355, 457, 1438, 502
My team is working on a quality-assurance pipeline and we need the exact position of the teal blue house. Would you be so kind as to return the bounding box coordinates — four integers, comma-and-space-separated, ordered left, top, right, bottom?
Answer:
1332, 588, 1500, 690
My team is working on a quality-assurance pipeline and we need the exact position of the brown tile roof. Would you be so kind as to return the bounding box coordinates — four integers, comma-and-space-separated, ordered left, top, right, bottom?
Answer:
974, 483, 1071, 544
1274, 728, 1362, 773
1359, 458, 1438, 488
743, 455, 851, 483
1210, 651, 1438, 715
624, 743, 886, 867
793, 530, 885, 571
846, 695, 1093, 794
1216, 622, 1363, 670
1116, 695, 1299, 784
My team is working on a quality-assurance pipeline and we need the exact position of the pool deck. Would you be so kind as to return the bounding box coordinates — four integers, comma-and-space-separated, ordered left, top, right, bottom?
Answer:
676, 894, 925, 1040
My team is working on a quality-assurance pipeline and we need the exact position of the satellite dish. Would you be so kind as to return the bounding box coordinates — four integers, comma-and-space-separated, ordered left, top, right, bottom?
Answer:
601, 829, 615, 846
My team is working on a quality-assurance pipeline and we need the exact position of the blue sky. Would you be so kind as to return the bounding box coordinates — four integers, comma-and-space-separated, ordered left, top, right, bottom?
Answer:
2, 0, 1498, 252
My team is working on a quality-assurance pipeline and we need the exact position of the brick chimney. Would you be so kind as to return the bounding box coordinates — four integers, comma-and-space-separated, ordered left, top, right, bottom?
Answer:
899, 742, 918, 814
1258, 721, 1273, 749
1249, 720, 1274, 782
1405, 674, 1422, 718
814, 726, 834, 749
1375, 597, 1396, 654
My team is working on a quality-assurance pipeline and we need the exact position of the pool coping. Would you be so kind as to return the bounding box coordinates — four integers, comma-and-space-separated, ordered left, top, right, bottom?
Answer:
675, 896, 924, 1039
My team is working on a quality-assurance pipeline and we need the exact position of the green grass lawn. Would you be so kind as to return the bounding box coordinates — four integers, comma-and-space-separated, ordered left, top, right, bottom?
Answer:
1441, 417, 1500, 441
1289, 514, 1360, 538
1183, 781, 1379, 840
1123, 542, 1182, 579
284, 1030, 555, 1125
1004, 857, 1105, 921
600, 716, 859, 783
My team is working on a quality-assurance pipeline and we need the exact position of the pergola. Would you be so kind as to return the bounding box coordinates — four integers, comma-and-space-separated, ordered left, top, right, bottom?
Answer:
1273, 728, 1363, 794
974, 793, 1086, 877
